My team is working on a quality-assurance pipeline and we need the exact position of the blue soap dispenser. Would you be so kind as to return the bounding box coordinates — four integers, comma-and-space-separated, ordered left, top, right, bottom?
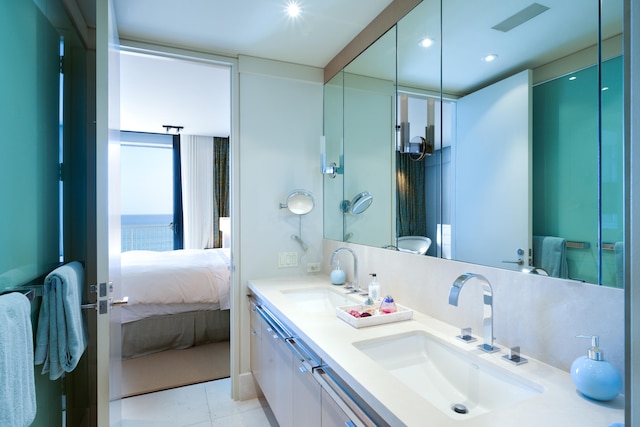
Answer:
330, 261, 346, 285
570, 335, 622, 401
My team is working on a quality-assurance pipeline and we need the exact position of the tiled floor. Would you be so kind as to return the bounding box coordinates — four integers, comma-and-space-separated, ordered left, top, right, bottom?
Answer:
117, 378, 278, 426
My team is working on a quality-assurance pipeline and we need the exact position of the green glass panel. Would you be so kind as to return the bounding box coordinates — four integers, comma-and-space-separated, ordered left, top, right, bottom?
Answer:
0, 0, 61, 291
533, 56, 623, 286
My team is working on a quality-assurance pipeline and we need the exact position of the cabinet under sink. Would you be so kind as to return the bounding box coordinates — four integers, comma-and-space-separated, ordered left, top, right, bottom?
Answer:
249, 295, 384, 427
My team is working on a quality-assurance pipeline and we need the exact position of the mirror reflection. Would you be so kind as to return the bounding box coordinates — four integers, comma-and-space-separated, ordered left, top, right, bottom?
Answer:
340, 191, 374, 215
341, 27, 396, 247
397, 236, 432, 255
323, 0, 624, 287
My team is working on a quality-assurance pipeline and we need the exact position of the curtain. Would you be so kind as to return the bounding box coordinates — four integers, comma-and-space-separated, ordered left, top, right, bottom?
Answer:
172, 135, 184, 249
213, 137, 230, 248
180, 135, 215, 249
396, 152, 427, 237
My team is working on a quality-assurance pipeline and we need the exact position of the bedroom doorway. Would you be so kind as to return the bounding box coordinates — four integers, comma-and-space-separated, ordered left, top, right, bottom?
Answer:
117, 49, 232, 398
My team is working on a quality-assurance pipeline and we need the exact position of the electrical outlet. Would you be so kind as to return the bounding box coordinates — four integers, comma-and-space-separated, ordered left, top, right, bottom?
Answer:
278, 252, 299, 268
307, 262, 321, 273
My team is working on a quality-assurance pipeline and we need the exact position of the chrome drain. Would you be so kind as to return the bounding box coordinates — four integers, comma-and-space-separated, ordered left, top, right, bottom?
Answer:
451, 403, 468, 415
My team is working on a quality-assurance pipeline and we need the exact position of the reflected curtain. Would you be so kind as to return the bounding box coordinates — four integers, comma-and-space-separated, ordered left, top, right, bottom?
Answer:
180, 135, 215, 249
396, 152, 427, 237
213, 137, 230, 248
172, 135, 184, 249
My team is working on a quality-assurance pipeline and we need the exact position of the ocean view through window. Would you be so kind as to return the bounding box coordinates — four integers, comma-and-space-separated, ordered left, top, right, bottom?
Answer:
121, 131, 174, 252
121, 213, 173, 251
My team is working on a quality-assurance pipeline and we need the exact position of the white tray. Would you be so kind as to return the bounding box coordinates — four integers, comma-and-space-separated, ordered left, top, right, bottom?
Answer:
336, 303, 413, 328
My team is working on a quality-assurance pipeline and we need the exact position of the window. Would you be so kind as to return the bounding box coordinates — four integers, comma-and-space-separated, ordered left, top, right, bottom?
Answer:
120, 132, 174, 252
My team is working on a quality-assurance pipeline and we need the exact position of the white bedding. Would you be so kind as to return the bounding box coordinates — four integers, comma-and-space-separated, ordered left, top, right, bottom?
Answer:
119, 249, 230, 320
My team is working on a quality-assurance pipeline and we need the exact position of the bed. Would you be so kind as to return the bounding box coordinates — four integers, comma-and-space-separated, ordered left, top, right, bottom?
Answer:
119, 248, 231, 359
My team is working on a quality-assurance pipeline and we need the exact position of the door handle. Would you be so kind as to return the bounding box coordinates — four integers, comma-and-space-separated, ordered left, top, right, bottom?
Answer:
501, 259, 524, 265
111, 296, 129, 307
81, 296, 129, 311
501, 248, 524, 265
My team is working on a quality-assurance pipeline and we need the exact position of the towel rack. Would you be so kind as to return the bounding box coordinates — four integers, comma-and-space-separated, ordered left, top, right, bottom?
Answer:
0, 288, 36, 301
0, 261, 86, 304
565, 241, 590, 249
564, 241, 619, 251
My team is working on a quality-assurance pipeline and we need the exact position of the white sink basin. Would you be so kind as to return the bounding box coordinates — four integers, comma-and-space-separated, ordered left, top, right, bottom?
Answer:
281, 287, 360, 312
354, 331, 544, 419
397, 235, 431, 255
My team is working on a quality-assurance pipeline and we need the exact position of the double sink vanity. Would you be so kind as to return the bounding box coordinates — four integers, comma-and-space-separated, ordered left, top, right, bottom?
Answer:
248, 275, 624, 426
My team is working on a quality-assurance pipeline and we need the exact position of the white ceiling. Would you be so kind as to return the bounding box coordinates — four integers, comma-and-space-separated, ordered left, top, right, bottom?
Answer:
112, 0, 394, 69
81, 1, 623, 136
346, 0, 624, 96
119, 51, 232, 136
110, 0, 394, 136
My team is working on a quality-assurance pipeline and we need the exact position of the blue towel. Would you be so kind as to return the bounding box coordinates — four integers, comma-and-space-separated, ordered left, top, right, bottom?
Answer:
34, 261, 87, 380
532, 235, 569, 279
0, 292, 36, 426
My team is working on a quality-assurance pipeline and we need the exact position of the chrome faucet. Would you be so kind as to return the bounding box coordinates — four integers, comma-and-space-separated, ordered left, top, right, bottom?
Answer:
330, 247, 359, 293
448, 273, 499, 353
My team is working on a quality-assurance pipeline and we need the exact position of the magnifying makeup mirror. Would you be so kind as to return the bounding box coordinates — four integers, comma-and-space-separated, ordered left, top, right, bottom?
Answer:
340, 191, 373, 215
280, 190, 315, 251
280, 190, 315, 215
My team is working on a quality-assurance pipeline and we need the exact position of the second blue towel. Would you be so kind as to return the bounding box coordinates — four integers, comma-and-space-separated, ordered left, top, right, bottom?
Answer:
35, 261, 87, 380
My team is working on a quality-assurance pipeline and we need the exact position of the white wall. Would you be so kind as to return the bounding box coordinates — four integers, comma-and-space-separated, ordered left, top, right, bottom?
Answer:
236, 56, 324, 398
232, 55, 625, 397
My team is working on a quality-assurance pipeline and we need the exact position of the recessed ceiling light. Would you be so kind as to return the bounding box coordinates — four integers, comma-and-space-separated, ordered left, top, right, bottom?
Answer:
286, 1, 301, 18
482, 54, 498, 62
569, 76, 577, 81
602, 87, 609, 91
419, 38, 433, 48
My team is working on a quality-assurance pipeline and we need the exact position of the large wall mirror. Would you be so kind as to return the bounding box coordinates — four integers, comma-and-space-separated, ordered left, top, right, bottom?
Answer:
323, 0, 624, 287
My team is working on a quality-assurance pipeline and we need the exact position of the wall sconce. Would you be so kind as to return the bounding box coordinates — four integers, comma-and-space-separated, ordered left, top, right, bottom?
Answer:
321, 136, 343, 178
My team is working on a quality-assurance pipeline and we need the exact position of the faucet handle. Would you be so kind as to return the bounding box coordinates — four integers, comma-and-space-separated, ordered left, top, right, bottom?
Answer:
502, 346, 528, 365
478, 343, 500, 353
456, 327, 477, 343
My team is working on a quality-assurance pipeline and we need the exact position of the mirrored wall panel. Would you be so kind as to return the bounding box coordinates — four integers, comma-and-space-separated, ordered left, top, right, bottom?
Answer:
323, 0, 624, 287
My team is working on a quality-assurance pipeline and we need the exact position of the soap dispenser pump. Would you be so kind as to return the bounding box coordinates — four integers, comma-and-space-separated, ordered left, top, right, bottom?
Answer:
570, 335, 622, 401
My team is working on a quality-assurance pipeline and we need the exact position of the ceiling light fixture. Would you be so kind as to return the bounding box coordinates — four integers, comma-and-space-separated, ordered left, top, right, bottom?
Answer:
419, 38, 433, 48
162, 125, 183, 133
286, 1, 301, 18
482, 54, 498, 62
569, 76, 577, 81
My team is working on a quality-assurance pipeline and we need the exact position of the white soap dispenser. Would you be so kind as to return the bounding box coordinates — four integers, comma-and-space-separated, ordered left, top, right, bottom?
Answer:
570, 335, 622, 401
368, 273, 380, 302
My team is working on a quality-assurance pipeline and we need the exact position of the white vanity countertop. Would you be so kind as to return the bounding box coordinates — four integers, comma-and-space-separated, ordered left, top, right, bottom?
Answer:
248, 276, 625, 427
